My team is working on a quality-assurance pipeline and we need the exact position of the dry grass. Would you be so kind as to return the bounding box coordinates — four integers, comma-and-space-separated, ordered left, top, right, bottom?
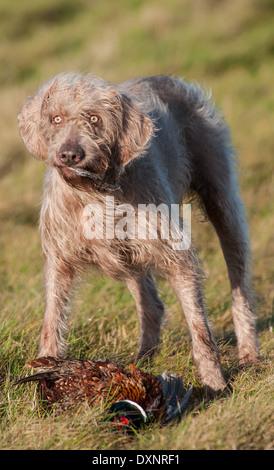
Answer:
0, 0, 273, 450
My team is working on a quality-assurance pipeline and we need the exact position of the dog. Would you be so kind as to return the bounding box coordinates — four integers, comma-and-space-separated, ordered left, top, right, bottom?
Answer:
18, 72, 260, 394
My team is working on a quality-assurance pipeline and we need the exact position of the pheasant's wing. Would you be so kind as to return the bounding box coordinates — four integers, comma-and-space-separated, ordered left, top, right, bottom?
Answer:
157, 371, 193, 423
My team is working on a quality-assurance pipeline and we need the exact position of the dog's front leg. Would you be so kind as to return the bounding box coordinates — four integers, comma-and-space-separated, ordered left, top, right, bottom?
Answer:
38, 256, 75, 358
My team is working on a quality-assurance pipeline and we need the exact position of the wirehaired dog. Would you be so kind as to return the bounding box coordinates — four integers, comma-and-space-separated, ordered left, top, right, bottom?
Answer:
18, 73, 260, 394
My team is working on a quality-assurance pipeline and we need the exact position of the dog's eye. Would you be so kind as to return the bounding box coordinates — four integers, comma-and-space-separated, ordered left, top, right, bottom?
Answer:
52, 115, 63, 125
90, 115, 99, 124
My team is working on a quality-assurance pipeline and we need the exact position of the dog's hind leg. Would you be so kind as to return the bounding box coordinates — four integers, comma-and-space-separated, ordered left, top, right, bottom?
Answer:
200, 179, 260, 365
126, 270, 165, 360
183, 84, 260, 365
167, 247, 227, 395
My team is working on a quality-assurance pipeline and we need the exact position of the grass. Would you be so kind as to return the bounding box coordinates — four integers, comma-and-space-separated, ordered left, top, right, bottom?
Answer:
0, 0, 273, 450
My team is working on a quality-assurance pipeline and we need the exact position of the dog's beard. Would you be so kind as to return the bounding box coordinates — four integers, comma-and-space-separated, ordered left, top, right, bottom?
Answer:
57, 165, 121, 192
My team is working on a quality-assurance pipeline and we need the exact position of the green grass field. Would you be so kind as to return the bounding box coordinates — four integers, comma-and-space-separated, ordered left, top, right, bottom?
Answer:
0, 0, 273, 450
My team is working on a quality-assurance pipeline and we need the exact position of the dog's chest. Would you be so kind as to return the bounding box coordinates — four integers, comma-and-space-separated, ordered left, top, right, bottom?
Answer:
40, 192, 146, 277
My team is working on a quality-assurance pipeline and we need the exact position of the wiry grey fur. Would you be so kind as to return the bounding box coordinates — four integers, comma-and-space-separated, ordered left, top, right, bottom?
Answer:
18, 72, 260, 395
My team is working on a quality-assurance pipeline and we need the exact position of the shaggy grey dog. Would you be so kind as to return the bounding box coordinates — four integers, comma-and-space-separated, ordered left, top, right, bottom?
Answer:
18, 73, 260, 394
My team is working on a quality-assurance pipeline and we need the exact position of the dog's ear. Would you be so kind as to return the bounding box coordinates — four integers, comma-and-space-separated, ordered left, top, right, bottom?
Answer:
18, 81, 52, 161
114, 93, 153, 167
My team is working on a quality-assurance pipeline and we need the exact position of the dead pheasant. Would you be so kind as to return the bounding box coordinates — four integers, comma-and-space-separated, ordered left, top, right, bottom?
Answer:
17, 357, 192, 429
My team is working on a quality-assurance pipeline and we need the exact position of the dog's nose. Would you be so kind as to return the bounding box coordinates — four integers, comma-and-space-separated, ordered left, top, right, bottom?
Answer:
58, 143, 85, 166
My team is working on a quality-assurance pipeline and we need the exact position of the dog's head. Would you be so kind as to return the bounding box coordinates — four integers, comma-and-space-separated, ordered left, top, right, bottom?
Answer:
18, 72, 153, 190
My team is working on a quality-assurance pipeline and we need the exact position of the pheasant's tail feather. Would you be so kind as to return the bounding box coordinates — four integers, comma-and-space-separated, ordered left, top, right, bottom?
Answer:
157, 371, 193, 423
15, 371, 50, 385
15, 357, 62, 385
